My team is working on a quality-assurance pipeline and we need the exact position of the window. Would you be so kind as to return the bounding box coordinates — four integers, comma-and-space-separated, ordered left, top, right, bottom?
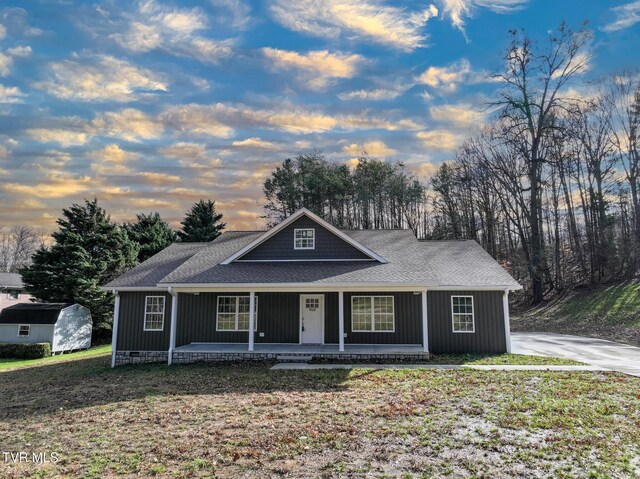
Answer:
351, 296, 394, 332
18, 325, 30, 337
217, 296, 258, 331
144, 296, 165, 331
294, 228, 315, 249
7, 290, 20, 300
452, 296, 474, 333
305, 298, 319, 310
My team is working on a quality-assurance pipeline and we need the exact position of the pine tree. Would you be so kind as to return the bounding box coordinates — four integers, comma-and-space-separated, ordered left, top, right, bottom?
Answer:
125, 212, 176, 262
177, 199, 225, 242
20, 199, 139, 341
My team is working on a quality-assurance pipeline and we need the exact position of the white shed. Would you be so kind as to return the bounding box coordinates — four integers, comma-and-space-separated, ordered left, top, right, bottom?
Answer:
0, 303, 92, 353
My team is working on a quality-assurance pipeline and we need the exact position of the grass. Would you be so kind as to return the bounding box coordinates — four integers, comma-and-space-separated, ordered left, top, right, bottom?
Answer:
427, 353, 583, 365
0, 355, 638, 478
0, 345, 111, 371
512, 280, 640, 346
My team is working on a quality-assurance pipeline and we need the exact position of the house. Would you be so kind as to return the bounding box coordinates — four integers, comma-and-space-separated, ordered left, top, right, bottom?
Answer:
105, 209, 521, 367
0, 273, 33, 312
0, 303, 92, 354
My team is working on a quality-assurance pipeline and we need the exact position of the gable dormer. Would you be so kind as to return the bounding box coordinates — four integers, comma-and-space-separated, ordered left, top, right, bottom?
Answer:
221, 209, 386, 263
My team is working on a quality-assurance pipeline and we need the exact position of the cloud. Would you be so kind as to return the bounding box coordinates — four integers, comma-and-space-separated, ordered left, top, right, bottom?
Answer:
342, 140, 397, 157
90, 145, 139, 175
109, 0, 233, 63
262, 48, 364, 90
160, 104, 235, 138
417, 59, 472, 92
416, 130, 461, 150
412, 161, 439, 178
269, 0, 438, 51
603, 1, 640, 32
0, 83, 25, 103
440, 0, 528, 32
26, 128, 90, 147
34, 54, 167, 102
207, 102, 422, 134
232, 137, 280, 150
429, 103, 486, 127
139, 171, 181, 185
159, 142, 208, 161
93, 108, 164, 142
338, 87, 407, 101
2, 174, 93, 198
0, 45, 31, 76
0, 24, 5, 40
210, 0, 253, 30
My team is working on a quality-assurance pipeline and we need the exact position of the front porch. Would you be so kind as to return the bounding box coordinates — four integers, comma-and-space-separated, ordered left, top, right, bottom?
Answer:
171, 342, 429, 364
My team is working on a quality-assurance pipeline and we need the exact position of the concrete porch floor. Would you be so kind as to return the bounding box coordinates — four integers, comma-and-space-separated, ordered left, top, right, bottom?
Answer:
174, 343, 425, 354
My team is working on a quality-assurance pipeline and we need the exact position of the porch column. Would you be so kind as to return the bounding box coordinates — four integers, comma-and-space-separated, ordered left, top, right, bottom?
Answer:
168, 289, 178, 365
503, 290, 511, 353
110, 292, 120, 368
248, 291, 255, 351
338, 291, 345, 352
421, 291, 429, 353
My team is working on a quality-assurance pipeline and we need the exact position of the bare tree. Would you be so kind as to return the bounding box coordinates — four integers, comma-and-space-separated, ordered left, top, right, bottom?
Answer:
492, 22, 592, 303
0, 226, 43, 273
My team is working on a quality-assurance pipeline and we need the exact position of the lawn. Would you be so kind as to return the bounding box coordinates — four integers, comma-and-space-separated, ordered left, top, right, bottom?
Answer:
0, 354, 638, 478
512, 280, 640, 346
0, 345, 111, 371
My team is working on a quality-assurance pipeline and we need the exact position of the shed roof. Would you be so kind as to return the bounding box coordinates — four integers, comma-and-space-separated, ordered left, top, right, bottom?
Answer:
0, 303, 74, 325
0, 273, 24, 289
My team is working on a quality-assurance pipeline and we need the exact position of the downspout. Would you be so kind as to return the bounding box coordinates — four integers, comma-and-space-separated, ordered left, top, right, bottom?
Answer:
111, 290, 120, 368
168, 287, 178, 365
503, 289, 512, 353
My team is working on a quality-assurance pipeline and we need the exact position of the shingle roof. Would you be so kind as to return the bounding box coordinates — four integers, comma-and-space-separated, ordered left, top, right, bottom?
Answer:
0, 303, 73, 324
103, 227, 521, 289
104, 242, 208, 288
0, 273, 24, 289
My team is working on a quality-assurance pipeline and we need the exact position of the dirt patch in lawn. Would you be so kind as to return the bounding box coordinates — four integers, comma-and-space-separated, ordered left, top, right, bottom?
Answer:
0, 357, 638, 478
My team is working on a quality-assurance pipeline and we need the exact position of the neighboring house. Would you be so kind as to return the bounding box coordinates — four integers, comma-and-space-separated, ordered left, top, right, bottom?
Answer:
0, 273, 33, 312
0, 303, 92, 354
104, 208, 521, 367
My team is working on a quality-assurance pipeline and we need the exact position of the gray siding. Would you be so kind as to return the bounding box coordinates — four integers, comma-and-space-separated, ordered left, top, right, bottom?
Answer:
116, 292, 172, 351
0, 324, 54, 344
176, 292, 300, 346
239, 216, 371, 261
427, 291, 506, 353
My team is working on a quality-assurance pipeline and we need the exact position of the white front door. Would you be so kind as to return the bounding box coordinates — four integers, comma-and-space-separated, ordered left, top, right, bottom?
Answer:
300, 295, 324, 344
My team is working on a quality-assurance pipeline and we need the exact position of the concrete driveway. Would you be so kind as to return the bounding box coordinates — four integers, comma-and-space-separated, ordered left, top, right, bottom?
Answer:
511, 332, 640, 377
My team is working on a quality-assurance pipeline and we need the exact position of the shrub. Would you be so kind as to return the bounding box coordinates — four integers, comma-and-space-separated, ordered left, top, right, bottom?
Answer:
0, 342, 51, 359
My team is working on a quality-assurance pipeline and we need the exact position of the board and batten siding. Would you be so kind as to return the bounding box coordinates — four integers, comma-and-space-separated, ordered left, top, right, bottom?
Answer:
427, 290, 506, 353
116, 292, 172, 351
239, 216, 371, 261
176, 292, 300, 345
0, 324, 54, 344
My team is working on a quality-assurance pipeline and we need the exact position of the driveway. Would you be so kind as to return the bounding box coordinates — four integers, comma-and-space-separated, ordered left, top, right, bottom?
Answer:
511, 332, 640, 377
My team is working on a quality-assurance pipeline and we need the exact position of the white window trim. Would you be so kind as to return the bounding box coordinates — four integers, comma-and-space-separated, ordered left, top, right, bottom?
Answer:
18, 324, 30, 337
293, 228, 315, 250
351, 295, 395, 333
216, 295, 258, 332
143, 295, 166, 331
451, 295, 475, 333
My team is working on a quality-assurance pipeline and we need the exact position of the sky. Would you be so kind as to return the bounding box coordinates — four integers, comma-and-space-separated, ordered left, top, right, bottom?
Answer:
0, 0, 638, 232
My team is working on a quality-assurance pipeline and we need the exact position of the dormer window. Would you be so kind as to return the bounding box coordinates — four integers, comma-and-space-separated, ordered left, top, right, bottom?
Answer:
294, 228, 315, 250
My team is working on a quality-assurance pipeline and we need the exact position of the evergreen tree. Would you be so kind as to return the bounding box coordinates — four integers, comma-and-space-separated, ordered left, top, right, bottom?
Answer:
125, 212, 176, 262
177, 199, 225, 242
20, 199, 139, 341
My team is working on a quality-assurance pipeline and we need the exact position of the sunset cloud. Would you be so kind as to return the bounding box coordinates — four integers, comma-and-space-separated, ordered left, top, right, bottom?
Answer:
269, 0, 438, 51
416, 130, 461, 150
34, 54, 168, 102
429, 103, 486, 127
440, 0, 528, 32
342, 140, 397, 157
232, 137, 280, 150
262, 48, 364, 90
417, 59, 472, 92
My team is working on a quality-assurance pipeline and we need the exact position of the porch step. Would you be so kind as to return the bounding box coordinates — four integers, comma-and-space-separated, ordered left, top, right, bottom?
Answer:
276, 355, 313, 363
